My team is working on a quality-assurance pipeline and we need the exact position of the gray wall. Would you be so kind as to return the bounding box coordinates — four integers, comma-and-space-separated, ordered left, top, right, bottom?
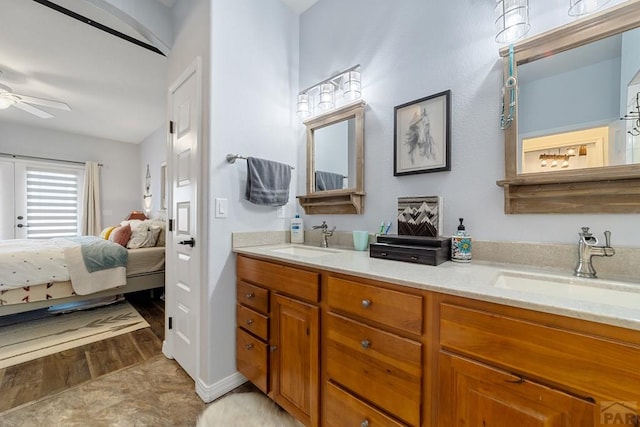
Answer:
0, 121, 140, 226
298, 0, 637, 246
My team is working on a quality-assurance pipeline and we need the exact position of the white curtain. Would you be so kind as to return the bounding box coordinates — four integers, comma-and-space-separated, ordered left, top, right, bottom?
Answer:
82, 161, 102, 236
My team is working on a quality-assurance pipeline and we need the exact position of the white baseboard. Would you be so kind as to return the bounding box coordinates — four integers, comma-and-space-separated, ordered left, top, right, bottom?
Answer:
196, 371, 248, 403
161, 340, 173, 359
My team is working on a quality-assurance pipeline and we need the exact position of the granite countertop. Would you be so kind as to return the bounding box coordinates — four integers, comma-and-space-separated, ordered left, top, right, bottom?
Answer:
233, 243, 640, 332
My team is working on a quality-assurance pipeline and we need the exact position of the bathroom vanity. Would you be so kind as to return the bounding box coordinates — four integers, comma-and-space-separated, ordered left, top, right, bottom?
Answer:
234, 244, 640, 426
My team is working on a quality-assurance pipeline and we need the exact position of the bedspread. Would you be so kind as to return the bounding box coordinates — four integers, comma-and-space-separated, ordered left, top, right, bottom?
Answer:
0, 237, 127, 295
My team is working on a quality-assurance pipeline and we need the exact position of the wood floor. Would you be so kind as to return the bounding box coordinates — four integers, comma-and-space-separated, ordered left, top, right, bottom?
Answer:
0, 290, 166, 413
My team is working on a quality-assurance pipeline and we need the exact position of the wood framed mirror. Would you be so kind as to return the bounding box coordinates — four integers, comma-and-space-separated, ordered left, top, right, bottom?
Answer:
496, 0, 640, 214
297, 100, 365, 214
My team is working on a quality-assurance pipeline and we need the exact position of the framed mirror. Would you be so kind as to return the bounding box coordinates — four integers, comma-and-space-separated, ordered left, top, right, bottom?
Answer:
497, 1, 640, 214
297, 100, 365, 214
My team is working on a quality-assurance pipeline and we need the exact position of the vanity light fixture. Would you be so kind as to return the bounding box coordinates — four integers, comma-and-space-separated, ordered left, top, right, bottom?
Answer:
495, 0, 530, 44
318, 83, 335, 110
297, 93, 312, 118
296, 64, 362, 119
568, 0, 612, 16
539, 148, 578, 168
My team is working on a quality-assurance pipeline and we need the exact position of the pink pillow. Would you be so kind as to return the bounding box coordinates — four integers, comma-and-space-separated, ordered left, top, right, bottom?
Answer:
109, 224, 132, 247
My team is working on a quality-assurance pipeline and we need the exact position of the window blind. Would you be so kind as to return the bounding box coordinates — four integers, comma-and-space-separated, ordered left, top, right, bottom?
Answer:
25, 166, 80, 239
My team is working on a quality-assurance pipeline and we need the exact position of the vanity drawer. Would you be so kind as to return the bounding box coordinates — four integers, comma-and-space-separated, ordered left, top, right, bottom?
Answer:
237, 281, 269, 314
237, 255, 320, 303
327, 276, 423, 335
236, 327, 268, 393
236, 304, 268, 340
440, 303, 640, 400
324, 381, 408, 427
326, 313, 422, 426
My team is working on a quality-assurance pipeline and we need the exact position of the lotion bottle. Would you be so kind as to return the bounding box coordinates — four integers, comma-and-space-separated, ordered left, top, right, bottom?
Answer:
291, 213, 304, 244
451, 218, 472, 262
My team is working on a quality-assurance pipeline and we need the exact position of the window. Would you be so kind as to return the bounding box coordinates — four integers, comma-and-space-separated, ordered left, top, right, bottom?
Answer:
24, 165, 82, 238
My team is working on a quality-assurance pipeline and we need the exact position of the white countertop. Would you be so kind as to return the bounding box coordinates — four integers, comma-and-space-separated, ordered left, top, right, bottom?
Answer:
233, 244, 640, 332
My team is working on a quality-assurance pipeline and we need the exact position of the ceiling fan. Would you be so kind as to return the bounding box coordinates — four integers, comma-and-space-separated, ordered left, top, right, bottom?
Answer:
0, 83, 71, 119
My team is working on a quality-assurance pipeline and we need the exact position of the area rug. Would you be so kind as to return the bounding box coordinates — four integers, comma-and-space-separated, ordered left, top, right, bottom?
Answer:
0, 301, 149, 369
197, 392, 304, 427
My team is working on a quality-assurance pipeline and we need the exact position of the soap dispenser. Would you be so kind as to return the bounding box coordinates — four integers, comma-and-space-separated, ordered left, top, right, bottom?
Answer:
291, 213, 304, 244
451, 218, 472, 263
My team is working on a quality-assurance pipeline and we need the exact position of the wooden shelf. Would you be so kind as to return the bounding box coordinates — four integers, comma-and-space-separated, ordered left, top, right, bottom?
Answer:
297, 190, 364, 215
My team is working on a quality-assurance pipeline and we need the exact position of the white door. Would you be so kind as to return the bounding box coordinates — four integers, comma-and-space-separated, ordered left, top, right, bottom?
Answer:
165, 58, 202, 380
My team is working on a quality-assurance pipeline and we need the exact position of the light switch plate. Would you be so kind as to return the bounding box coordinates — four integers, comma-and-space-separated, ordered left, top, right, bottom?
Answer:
215, 198, 228, 218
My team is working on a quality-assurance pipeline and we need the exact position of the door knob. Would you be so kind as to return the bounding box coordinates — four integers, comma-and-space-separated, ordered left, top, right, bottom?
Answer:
178, 237, 195, 247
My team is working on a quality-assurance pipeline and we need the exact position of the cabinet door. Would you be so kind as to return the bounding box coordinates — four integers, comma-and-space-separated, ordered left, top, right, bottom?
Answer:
438, 352, 594, 427
271, 294, 319, 427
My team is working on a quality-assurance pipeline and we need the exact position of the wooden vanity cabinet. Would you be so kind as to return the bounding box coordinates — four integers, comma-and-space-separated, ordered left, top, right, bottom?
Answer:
236, 255, 320, 427
436, 298, 640, 426
324, 275, 424, 427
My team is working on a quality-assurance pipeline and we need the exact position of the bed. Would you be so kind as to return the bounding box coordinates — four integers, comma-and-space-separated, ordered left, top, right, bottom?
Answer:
0, 220, 166, 316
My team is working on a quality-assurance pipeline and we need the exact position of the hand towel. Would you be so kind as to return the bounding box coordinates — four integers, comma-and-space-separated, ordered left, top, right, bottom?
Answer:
245, 157, 292, 206
315, 170, 344, 191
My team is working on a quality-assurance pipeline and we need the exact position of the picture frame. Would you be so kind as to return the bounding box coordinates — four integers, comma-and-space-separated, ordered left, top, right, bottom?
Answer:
394, 90, 451, 176
397, 195, 443, 237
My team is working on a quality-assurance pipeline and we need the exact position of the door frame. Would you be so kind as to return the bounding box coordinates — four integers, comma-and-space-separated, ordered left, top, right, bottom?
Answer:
162, 56, 207, 382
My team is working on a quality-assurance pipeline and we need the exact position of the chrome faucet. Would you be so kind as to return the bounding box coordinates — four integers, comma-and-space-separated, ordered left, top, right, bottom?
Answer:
574, 227, 615, 278
312, 221, 335, 248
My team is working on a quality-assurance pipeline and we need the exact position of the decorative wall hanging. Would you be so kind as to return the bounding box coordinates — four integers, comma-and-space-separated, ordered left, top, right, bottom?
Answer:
394, 90, 451, 176
397, 196, 443, 238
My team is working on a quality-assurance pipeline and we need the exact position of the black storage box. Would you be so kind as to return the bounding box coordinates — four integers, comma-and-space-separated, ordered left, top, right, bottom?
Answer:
369, 234, 451, 266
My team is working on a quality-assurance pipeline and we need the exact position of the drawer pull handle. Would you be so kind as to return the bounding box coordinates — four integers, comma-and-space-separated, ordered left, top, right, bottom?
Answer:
361, 420, 369, 427
381, 252, 388, 257
270, 345, 278, 352
245, 343, 253, 350
505, 376, 525, 384
246, 319, 254, 325
361, 339, 370, 349
361, 299, 371, 308
245, 292, 255, 299
410, 256, 418, 261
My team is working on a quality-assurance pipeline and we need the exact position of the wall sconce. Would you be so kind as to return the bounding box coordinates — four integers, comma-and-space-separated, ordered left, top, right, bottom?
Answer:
296, 64, 362, 119
143, 164, 152, 214
495, 0, 530, 44
568, 0, 611, 16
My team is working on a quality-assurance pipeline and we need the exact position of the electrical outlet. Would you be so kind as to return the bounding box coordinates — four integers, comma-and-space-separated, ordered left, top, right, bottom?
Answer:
276, 206, 286, 218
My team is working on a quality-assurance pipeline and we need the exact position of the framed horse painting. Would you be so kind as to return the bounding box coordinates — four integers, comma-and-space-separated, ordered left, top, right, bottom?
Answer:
393, 90, 451, 176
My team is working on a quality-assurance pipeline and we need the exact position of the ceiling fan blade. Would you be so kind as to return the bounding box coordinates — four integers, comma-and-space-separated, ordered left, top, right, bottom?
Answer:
13, 102, 54, 119
14, 94, 71, 111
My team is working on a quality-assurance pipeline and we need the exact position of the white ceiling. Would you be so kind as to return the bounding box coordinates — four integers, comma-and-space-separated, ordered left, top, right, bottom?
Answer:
0, 0, 317, 144
0, 0, 167, 144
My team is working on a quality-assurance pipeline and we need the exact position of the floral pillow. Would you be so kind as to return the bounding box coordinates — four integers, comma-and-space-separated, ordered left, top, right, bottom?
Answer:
127, 221, 161, 249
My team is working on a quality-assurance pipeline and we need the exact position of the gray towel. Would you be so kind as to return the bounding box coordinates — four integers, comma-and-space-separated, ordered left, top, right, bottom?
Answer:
245, 157, 292, 206
315, 170, 344, 191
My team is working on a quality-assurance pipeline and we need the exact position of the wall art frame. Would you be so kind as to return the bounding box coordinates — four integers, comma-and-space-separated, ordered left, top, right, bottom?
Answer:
394, 90, 451, 176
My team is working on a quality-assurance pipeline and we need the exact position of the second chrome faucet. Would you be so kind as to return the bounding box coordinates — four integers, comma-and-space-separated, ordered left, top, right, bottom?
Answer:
574, 227, 615, 279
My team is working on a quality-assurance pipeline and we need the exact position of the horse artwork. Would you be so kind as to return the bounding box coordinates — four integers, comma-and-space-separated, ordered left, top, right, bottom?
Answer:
394, 90, 451, 176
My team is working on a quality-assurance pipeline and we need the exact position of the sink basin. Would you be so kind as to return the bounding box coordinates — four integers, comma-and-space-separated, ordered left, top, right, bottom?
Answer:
268, 245, 342, 258
492, 271, 640, 309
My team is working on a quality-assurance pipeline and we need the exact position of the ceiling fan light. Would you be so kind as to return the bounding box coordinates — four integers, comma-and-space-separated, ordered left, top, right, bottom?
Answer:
0, 95, 18, 109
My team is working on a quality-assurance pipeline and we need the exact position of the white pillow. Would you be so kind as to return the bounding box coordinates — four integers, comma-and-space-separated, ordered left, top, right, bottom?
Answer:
127, 221, 161, 249
146, 220, 166, 246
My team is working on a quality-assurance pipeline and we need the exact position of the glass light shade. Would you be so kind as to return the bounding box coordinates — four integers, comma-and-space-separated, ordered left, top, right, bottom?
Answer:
551, 159, 558, 167
297, 93, 311, 118
568, 0, 611, 16
566, 147, 576, 156
0, 95, 18, 109
540, 159, 548, 167
561, 159, 570, 168
343, 71, 361, 101
495, 0, 530, 44
318, 83, 335, 110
